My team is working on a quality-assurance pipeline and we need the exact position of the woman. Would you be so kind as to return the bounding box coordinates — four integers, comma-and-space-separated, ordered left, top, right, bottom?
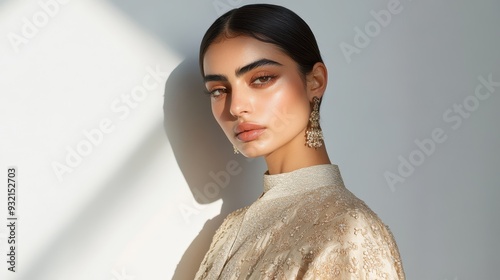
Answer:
195, 4, 405, 279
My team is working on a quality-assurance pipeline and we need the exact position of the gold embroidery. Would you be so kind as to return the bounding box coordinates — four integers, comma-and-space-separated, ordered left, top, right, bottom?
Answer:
195, 164, 405, 279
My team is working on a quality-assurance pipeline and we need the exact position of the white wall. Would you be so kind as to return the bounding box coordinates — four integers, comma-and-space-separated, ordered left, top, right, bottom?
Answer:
0, 0, 498, 279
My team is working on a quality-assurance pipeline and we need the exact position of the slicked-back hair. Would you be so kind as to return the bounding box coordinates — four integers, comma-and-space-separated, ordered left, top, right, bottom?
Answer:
199, 4, 323, 78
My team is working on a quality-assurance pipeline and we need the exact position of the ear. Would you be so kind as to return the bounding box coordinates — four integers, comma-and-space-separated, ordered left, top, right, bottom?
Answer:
305, 62, 328, 101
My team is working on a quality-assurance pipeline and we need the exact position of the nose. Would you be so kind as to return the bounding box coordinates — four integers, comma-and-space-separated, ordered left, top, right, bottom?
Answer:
229, 87, 252, 118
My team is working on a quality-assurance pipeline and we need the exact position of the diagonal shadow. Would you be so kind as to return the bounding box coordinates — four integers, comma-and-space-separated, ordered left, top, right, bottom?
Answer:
21, 122, 172, 280
163, 56, 262, 280
104, 3, 265, 276
104, 0, 210, 55
15, 1, 263, 278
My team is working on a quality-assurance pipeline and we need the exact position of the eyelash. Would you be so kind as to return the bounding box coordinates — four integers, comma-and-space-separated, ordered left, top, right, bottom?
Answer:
251, 74, 277, 87
207, 88, 227, 99
206, 74, 277, 99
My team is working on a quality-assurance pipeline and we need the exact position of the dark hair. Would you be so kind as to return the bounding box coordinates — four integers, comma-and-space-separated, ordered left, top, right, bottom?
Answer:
199, 4, 323, 77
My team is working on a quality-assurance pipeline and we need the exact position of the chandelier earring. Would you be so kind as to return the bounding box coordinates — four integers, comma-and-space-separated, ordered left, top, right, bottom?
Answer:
306, 96, 324, 149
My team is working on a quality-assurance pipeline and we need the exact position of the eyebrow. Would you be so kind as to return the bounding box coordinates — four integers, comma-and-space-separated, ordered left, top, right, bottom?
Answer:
204, 58, 283, 83
204, 74, 228, 83
235, 58, 282, 77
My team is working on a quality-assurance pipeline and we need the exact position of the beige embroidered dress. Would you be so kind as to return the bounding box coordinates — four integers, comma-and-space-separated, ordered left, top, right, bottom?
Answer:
195, 164, 405, 279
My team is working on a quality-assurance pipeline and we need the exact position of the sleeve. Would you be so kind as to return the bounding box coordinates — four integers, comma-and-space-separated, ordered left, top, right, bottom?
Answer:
303, 209, 405, 280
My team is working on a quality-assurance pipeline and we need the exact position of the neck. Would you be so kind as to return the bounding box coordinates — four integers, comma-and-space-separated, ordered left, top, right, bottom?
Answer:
264, 133, 331, 175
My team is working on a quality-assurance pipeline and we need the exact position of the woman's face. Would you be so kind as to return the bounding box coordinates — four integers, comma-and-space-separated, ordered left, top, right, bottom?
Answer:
203, 35, 314, 158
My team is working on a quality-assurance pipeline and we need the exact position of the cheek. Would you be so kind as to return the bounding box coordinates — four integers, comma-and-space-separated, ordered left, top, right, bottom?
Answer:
211, 101, 233, 134
211, 100, 221, 121
261, 82, 310, 130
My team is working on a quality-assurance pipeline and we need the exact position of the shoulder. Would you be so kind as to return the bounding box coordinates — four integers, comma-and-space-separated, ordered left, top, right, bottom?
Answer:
300, 187, 406, 279
215, 205, 249, 235
298, 184, 377, 227
300, 186, 391, 246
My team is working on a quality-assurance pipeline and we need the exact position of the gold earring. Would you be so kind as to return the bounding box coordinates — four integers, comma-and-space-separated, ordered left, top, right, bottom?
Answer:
233, 145, 240, 154
306, 96, 324, 149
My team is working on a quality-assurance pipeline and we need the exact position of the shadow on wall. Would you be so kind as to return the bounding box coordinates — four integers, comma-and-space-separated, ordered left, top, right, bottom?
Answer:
163, 56, 262, 280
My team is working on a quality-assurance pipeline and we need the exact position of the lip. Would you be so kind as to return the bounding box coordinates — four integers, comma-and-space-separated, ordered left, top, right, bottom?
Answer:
234, 123, 266, 142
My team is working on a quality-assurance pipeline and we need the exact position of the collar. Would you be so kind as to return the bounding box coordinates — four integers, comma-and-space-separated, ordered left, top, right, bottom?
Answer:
261, 164, 345, 200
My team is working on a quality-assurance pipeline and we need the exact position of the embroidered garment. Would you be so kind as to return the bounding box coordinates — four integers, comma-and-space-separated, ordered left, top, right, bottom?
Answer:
195, 164, 405, 279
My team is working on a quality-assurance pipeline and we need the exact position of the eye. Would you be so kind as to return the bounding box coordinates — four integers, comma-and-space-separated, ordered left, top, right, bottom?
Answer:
252, 75, 276, 86
209, 88, 227, 99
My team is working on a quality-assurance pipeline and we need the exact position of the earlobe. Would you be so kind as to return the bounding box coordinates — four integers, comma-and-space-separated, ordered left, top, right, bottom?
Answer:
306, 62, 328, 100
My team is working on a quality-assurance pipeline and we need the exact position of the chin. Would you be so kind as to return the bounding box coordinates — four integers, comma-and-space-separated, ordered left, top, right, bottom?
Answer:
238, 142, 277, 158
238, 148, 263, 158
